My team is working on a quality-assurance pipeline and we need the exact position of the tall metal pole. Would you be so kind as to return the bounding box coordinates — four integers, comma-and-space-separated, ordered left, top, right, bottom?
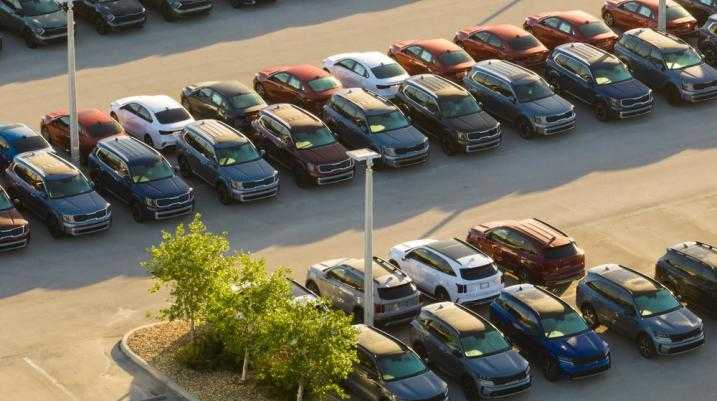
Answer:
363, 159, 374, 326
658, 0, 667, 32
67, 1, 80, 165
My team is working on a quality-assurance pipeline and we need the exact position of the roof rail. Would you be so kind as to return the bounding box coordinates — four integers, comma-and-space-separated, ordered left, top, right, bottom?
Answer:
532, 217, 569, 237
452, 237, 485, 254
373, 256, 407, 277
695, 241, 715, 251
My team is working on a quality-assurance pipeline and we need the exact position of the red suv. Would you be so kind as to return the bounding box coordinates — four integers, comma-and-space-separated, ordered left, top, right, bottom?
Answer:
602, 0, 698, 38
253, 64, 343, 115
523, 10, 619, 51
466, 218, 585, 286
453, 24, 549, 70
0, 185, 29, 252
41, 109, 125, 164
388, 38, 476, 82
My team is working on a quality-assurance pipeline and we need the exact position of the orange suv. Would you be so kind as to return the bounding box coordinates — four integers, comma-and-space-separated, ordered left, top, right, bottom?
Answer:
466, 218, 585, 286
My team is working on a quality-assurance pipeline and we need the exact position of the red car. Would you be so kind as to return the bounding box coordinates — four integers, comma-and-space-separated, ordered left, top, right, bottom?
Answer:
602, 0, 698, 38
523, 10, 619, 51
0, 184, 29, 252
253, 64, 343, 115
41, 109, 125, 164
453, 24, 549, 70
388, 38, 476, 82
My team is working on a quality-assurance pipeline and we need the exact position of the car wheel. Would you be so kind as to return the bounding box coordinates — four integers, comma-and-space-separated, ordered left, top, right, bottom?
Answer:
305, 281, 320, 296
352, 307, 364, 324
543, 355, 560, 382
603, 11, 616, 27
217, 183, 233, 205
435, 287, 451, 302
440, 136, 457, 156
462, 375, 480, 401
638, 333, 656, 359
594, 101, 610, 121
581, 303, 600, 329
666, 84, 682, 106
23, 29, 38, 49
144, 134, 155, 148
47, 217, 63, 239
294, 167, 311, 188
177, 155, 193, 178
161, 2, 176, 22
131, 201, 146, 223
90, 172, 105, 195
254, 82, 267, 98
517, 118, 535, 140
546, 72, 561, 93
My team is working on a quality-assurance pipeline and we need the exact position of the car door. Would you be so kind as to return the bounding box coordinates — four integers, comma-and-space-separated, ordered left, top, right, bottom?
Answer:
615, 1, 642, 29
424, 320, 463, 371
98, 148, 134, 203
49, 116, 71, 152
484, 227, 512, 268
266, 72, 291, 102
636, 4, 657, 28
676, 255, 711, 302
510, 232, 541, 279
403, 248, 431, 291
191, 88, 214, 119
464, 31, 498, 60
585, 281, 619, 327
398, 85, 435, 134
10, 164, 41, 212
554, 19, 576, 47
349, 349, 383, 401
323, 265, 352, 312
323, 96, 359, 147
332, 59, 356, 86
0, 137, 11, 168
209, 91, 231, 123
628, 41, 655, 83
422, 249, 456, 299
349, 61, 370, 89
194, 135, 219, 184
401, 45, 429, 75
490, 78, 519, 122
513, 303, 544, 354
535, 17, 563, 48
118, 104, 143, 138
344, 104, 373, 149
610, 286, 641, 338
559, 55, 596, 104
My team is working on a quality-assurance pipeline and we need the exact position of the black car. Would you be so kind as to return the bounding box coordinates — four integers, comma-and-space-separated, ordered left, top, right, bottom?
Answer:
0, 0, 67, 48
74, 0, 146, 34
141, 0, 211, 21
323, 88, 430, 167
676, 0, 717, 24
697, 14, 717, 66
656, 241, 717, 315
181, 81, 267, 133
394, 74, 501, 155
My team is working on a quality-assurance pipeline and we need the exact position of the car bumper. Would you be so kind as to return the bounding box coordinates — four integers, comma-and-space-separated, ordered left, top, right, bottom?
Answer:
561, 356, 610, 379
457, 287, 502, 305
314, 170, 355, 186
461, 130, 502, 153
0, 230, 30, 252
33, 31, 68, 44
479, 376, 531, 399
680, 87, 717, 103
540, 267, 585, 287
231, 183, 279, 202
107, 16, 146, 30
374, 86, 401, 98
655, 332, 705, 356
382, 149, 430, 167
170, 2, 213, 15
611, 100, 654, 119
62, 217, 112, 236
533, 118, 576, 135
156, 134, 180, 150
146, 200, 195, 220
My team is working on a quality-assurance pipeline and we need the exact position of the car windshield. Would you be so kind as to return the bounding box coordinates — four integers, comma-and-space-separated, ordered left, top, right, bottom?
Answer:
634, 289, 681, 317
509, 35, 541, 50
292, 127, 335, 150
542, 311, 589, 339
667, 5, 692, 21
0, 191, 13, 211
514, 78, 553, 102
307, 76, 341, 92
371, 63, 406, 79
20, 0, 61, 16
664, 48, 702, 70
215, 143, 262, 166
155, 108, 192, 124
439, 95, 481, 118
130, 158, 174, 184
367, 111, 411, 134
86, 121, 123, 138
461, 328, 511, 358
13, 135, 49, 153
594, 62, 632, 85
577, 21, 613, 37
228, 93, 265, 110
439, 50, 473, 66
375, 352, 427, 382
45, 175, 93, 199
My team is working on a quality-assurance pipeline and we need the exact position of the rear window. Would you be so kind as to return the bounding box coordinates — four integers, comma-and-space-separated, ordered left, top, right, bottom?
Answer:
544, 243, 580, 259
460, 263, 499, 280
86, 121, 123, 138
577, 21, 612, 37
439, 50, 473, 65
509, 35, 541, 50
307, 76, 341, 92
155, 108, 192, 125
377, 283, 415, 300
12, 135, 50, 153
371, 63, 406, 79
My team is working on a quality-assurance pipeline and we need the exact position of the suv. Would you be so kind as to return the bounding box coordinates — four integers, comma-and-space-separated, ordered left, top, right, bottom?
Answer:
322, 88, 429, 168
394, 74, 501, 155
577, 264, 705, 358
545, 42, 654, 120
489, 284, 611, 381
697, 14, 717, 66
613, 28, 717, 104
464, 60, 576, 139
88, 136, 194, 222
467, 218, 585, 286
0, 123, 52, 170
5, 151, 111, 238
409, 302, 531, 399
388, 238, 503, 305
0, 185, 30, 252
676, 0, 717, 23
0, 0, 67, 48
305, 257, 421, 325
177, 119, 278, 204
348, 324, 448, 401
75, 0, 146, 34
180, 81, 267, 133
656, 241, 717, 315
251, 104, 354, 187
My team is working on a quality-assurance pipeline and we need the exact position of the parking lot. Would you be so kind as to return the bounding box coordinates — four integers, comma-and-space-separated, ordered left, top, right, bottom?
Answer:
1, 0, 716, 400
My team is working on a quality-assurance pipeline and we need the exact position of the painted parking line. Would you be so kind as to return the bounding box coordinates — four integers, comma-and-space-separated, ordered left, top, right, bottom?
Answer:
22, 357, 81, 401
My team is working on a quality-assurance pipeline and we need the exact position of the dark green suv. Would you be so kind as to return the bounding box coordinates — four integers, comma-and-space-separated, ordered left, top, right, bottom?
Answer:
0, 0, 67, 48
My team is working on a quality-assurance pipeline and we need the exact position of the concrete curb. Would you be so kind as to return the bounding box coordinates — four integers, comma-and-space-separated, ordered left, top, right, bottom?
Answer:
120, 322, 201, 401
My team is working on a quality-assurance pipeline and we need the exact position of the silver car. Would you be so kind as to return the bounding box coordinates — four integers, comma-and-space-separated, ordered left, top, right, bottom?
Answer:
306, 257, 421, 324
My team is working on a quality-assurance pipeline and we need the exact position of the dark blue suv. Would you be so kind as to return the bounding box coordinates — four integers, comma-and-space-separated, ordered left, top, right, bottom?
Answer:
88, 136, 194, 223
614, 28, 717, 105
409, 302, 531, 399
489, 284, 610, 381
5, 151, 111, 238
177, 119, 278, 205
576, 264, 704, 359
0, 123, 52, 170
545, 42, 654, 120
464, 59, 576, 139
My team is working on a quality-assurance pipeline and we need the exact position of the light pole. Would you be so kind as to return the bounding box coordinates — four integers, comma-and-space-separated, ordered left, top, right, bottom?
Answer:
62, 0, 79, 165
346, 149, 380, 326
658, 0, 667, 32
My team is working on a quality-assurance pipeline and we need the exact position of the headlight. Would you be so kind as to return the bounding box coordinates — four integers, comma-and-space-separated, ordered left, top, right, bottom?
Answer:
102, 11, 116, 22
682, 82, 695, 91
231, 180, 243, 190
305, 163, 318, 173
168, 0, 182, 7
533, 115, 547, 124
382, 147, 397, 156
653, 332, 671, 343
62, 215, 74, 223
145, 198, 158, 207
607, 97, 621, 108
478, 378, 494, 386
30, 21, 44, 35
456, 131, 469, 141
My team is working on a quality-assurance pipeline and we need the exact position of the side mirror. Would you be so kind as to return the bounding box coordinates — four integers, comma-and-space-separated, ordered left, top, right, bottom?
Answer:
259, 149, 266, 157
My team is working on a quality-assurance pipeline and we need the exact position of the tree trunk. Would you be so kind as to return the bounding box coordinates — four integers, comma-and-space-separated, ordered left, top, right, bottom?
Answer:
189, 316, 196, 343
296, 381, 304, 401
241, 349, 249, 382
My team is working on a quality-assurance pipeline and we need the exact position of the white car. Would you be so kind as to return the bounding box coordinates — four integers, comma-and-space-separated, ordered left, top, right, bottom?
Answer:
322, 51, 409, 98
109, 95, 195, 150
389, 238, 503, 305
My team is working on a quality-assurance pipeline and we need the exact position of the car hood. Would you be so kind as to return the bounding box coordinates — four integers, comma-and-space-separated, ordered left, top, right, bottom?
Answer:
49, 191, 108, 216
644, 307, 702, 334
296, 143, 347, 164
600, 79, 650, 99
219, 158, 276, 181
384, 371, 446, 401
524, 95, 573, 116
444, 111, 499, 132
231, 104, 267, 119
0, 208, 27, 230
677, 63, 717, 84
549, 330, 608, 358
97, 0, 144, 16
465, 349, 529, 379
372, 126, 427, 149
26, 11, 67, 29
135, 176, 190, 199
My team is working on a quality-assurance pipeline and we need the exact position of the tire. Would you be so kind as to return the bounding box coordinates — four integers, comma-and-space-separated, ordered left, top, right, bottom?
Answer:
217, 183, 233, 205
177, 155, 193, 178
47, 216, 63, 239
352, 307, 364, 324
440, 136, 457, 156
24, 29, 38, 49
594, 101, 610, 121
666, 84, 682, 106
462, 375, 480, 401
638, 333, 656, 359
161, 3, 176, 22
131, 201, 146, 223
294, 167, 311, 188
517, 118, 535, 140
543, 355, 560, 382
581, 303, 599, 329
144, 134, 155, 148
434, 287, 451, 302
603, 11, 616, 27
91, 172, 105, 195
546, 72, 561, 93
254, 82, 267, 98
305, 281, 320, 296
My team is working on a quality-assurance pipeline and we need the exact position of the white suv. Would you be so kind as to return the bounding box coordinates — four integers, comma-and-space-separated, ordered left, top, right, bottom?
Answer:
389, 238, 503, 305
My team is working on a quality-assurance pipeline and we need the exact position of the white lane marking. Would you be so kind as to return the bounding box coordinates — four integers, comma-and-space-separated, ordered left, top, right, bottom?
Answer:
22, 357, 81, 401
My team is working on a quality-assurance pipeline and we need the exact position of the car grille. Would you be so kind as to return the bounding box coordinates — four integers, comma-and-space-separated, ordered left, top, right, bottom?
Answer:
395, 142, 427, 155
318, 159, 352, 173
693, 80, 717, 91
670, 328, 702, 342
157, 192, 192, 207
621, 93, 651, 107
467, 127, 499, 141
492, 371, 527, 385
0, 226, 24, 238
573, 354, 605, 366
242, 176, 276, 189
74, 208, 108, 222
545, 111, 573, 123
113, 12, 144, 24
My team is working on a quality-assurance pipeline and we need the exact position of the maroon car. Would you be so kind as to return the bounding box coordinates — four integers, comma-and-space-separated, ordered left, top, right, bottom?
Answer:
466, 218, 585, 287
41, 109, 125, 164
253, 64, 344, 115
602, 0, 698, 38
388, 38, 476, 82
0, 185, 29, 252
453, 24, 550, 70
523, 10, 619, 51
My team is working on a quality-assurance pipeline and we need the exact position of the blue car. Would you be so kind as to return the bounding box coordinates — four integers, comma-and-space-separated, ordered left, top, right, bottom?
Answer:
614, 28, 717, 105
177, 119, 278, 205
464, 59, 576, 139
409, 302, 531, 399
489, 284, 610, 381
576, 264, 704, 359
5, 151, 111, 238
0, 123, 52, 170
88, 136, 194, 223
545, 42, 654, 121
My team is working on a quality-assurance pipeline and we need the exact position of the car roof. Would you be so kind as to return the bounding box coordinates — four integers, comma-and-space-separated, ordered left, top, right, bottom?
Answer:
77, 109, 114, 127
355, 324, 404, 355
589, 264, 660, 294
555, 42, 619, 65
0, 123, 38, 142
475, 24, 533, 40
198, 81, 252, 96
17, 151, 78, 178
332, 51, 399, 69
546, 10, 600, 25
625, 28, 689, 50
510, 218, 572, 247
98, 135, 163, 165
424, 302, 487, 333
117, 95, 183, 113
474, 59, 539, 85
425, 239, 489, 264
505, 284, 568, 315
336, 89, 395, 114
406, 74, 468, 97
187, 119, 248, 145
262, 104, 323, 130
410, 38, 463, 55
280, 64, 329, 81
340, 258, 395, 280
633, 0, 681, 11
669, 241, 717, 269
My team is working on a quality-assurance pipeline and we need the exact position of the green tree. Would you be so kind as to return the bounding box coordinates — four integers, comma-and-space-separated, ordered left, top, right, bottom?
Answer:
254, 300, 359, 401
142, 214, 237, 342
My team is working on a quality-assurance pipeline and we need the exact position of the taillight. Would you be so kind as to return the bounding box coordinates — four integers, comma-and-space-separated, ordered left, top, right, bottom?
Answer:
375, 304, 385, 313
457, 284, 467, 294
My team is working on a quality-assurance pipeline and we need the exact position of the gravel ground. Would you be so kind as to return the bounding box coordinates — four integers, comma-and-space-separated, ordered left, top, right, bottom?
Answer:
127, 321, 273, 401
